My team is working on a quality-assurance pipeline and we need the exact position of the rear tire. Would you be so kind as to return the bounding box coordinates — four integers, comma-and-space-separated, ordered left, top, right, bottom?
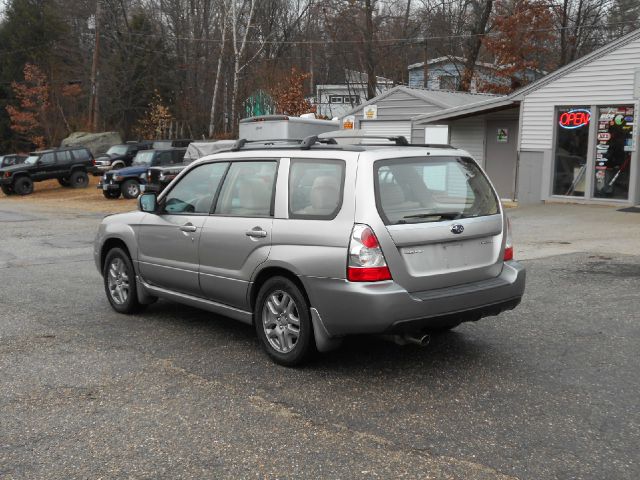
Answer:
58, 177, 71, 187
254, 276, 315, 366
121, 179, 141, 199
1, 184, 14, 195
69, 170, 89, 188
103, 247, 145, 314
14, 176, 33, 195
102, 190, 121, 199
112, 161, 126, 170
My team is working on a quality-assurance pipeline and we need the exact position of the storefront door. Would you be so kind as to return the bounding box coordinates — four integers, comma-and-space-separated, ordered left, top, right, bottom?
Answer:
485, 120, 519, 200
593, 105, 635, 200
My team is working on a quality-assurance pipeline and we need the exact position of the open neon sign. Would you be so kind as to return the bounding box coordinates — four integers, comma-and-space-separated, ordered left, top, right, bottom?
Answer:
559, 109, 591, 129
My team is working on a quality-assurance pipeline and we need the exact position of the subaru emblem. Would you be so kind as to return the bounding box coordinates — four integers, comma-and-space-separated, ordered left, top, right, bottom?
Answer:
450, 224, 464, 234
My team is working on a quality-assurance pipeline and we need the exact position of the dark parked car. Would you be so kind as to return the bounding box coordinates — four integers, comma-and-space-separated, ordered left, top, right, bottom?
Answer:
97, 148, 186, 199
0, 154, 27, 168
91, 142, 152, 175
0, 147, 94, 196
143, 164, 187, 194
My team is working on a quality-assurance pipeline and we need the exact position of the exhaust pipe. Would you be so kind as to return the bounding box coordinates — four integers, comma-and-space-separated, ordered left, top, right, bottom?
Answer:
403, 333, 430, 347
381, 333, 430, 347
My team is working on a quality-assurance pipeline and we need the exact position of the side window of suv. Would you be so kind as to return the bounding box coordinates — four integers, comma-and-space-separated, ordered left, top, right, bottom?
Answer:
72, 149, 90, 162
157, 151, 173, 166
163, 162, 229, 214
289, 159, 345, 219
214, 161, 277, 217
56, 150, 72, 164
39, 153, 55, 165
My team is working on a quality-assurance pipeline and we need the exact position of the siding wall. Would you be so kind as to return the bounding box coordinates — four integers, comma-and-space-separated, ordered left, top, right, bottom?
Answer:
521, 35, 640, 150
448, 117, 487, 166
352, 90, 444, 142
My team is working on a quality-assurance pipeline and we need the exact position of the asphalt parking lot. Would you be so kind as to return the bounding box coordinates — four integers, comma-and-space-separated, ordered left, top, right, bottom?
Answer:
1, 201, 639, 479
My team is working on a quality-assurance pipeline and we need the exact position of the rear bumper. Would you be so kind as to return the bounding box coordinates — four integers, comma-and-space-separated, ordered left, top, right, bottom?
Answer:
301, 261, 526, 337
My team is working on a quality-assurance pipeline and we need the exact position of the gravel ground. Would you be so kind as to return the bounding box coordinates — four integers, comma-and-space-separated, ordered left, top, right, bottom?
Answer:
0, 201, 638, 479
0, 176, 136, 214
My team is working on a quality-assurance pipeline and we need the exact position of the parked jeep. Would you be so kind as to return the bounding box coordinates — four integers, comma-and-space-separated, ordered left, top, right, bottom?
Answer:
0, 154, 27, 168
91, 142, 152, 175
0, 147, 94, 196
97, 148, 186, 199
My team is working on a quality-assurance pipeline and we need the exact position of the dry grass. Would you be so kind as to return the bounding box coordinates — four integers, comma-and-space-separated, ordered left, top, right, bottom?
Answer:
0, 175, 138, 214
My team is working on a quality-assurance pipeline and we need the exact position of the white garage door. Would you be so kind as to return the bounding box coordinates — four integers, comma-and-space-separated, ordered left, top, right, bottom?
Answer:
360, 121, 412, 142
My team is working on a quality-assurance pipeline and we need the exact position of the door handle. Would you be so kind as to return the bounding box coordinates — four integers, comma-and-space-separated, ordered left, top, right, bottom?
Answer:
246, 228, 267, 238
180, 224, 197, 233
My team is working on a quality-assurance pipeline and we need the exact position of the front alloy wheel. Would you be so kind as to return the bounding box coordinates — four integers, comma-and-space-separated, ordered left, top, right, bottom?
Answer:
103, 247, 144, 314
255, 276, 314, 366
107, 257, 130, 305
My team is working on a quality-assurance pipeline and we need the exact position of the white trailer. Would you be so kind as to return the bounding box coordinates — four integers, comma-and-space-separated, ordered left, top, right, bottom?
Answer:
239, 115, 339, 141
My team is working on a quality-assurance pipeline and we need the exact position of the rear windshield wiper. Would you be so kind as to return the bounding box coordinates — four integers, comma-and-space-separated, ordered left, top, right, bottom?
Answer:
402, 212, 462, 220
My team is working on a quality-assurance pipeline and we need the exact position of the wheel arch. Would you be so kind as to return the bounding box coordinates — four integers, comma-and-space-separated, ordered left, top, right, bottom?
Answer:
249, 266, 311, 314
100, 237, 132, 273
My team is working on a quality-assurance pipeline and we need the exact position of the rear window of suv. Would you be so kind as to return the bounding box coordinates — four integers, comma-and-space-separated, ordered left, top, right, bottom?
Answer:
375, 156, 499, 225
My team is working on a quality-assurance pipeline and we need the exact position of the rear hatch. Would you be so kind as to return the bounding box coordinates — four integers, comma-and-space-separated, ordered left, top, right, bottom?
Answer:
375, 155, 504, 292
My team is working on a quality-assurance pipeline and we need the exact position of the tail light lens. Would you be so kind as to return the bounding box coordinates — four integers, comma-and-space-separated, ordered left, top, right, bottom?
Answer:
347, 224, 392, 282
92, 159, 96, 165
504, 217, 514, 261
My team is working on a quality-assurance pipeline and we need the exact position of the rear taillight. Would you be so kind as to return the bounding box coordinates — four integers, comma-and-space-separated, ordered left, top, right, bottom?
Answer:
504, 217, 514, 261
347, 224, 392, 282
92, 159, 96, 165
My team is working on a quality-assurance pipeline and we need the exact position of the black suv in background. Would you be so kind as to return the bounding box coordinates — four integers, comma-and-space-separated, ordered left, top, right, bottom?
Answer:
0, 154, 27, 168
91, 142, 152, 175
0, 147, 94, 195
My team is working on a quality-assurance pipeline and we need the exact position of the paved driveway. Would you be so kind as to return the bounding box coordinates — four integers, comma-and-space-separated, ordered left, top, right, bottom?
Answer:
1, 202, 638, 479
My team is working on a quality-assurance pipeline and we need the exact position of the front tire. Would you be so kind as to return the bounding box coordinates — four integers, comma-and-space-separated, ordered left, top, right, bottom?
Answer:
121, 179, 141, 199
254, 277, 315, 366
58, 177, 71, 187
1, 184, 14, 195
70, 170, 89, 188
103, 247, 145, 314
14, 176, 33, 195
103, 189, 121, 199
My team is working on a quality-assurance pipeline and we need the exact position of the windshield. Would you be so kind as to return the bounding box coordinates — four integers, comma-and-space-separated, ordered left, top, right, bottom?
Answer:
133, 151, 154, 166
24, 155, 40, 165
375, 156, 499, 225
107, 145, 128, 155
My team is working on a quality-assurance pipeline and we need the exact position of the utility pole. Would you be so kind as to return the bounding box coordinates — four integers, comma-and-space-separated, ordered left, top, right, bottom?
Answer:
422, 36, 428, 88
89, 0, 101, 132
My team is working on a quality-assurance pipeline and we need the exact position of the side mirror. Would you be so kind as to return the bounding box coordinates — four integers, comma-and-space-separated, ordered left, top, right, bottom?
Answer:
138, 193, 158, 213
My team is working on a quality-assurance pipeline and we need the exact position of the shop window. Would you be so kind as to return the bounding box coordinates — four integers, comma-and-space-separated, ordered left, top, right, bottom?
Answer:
593, 105, 634, 200
552, 107, 590, 196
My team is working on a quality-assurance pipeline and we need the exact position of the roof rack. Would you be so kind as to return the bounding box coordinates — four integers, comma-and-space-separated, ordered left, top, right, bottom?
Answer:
300, 135, 338, 149
230, 138, 302, 151
226, 135, 454, 152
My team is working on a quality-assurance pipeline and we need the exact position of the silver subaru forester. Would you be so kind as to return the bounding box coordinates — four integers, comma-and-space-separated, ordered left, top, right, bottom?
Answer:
94, 137, 525, 365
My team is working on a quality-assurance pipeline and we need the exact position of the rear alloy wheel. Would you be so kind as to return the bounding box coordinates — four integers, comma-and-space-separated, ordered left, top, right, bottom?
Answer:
1, 184, 14, 195
255, 276, 315, 366
121, 179, 141, 199
70, 170, 89, 188
14, 176, 33, 195
103, 247, 145, 314
57, 177, 71, 187
103, 190, 121, 199
111, 161, 126, 170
